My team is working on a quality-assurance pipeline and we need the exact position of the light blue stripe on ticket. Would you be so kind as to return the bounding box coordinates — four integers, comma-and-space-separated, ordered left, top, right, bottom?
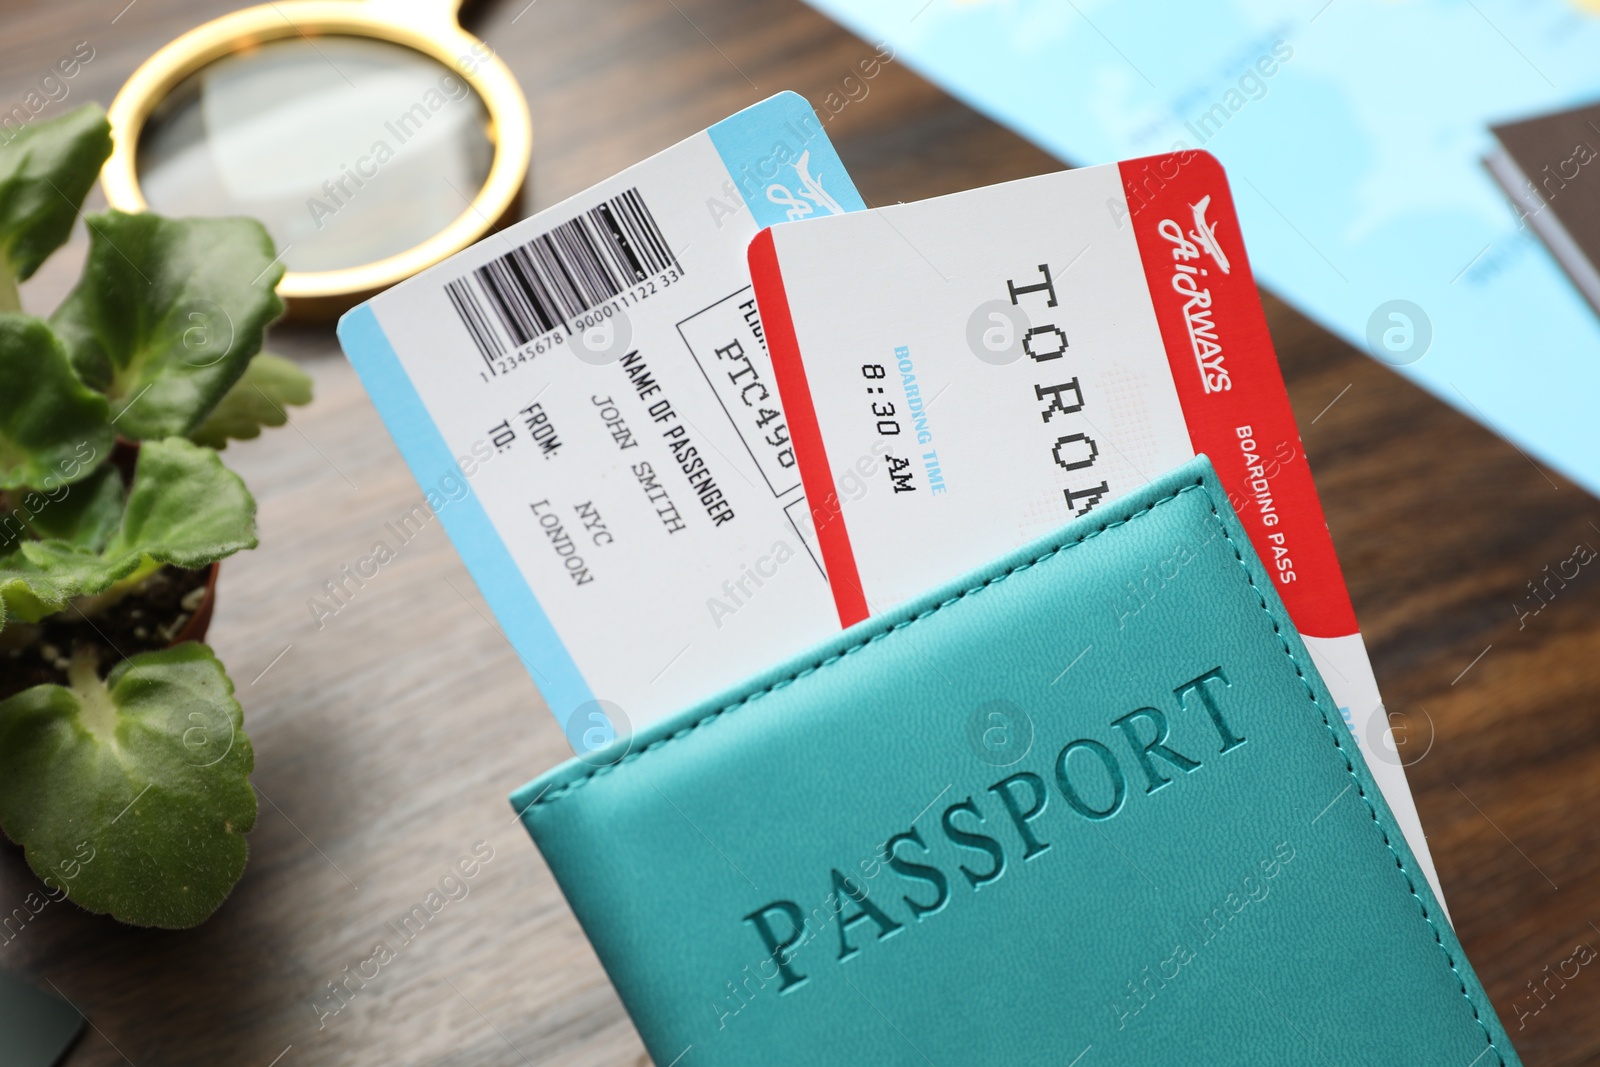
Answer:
337, 304, 598, 739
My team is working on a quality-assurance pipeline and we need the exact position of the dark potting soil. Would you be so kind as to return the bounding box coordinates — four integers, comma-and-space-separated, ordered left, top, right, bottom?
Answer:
0, 566, 210, 701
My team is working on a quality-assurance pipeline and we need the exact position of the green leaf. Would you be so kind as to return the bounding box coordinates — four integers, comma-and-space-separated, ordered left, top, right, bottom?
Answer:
1, 438, 256, 629
50, 211, 286, 438
0, 313, 112, 491
190, 352, 313, 449
0, 643, 256, 928
106, 436, 258, 568
0, 104, 112, 305
0, 549, 74, 624
17, 464, 124, 550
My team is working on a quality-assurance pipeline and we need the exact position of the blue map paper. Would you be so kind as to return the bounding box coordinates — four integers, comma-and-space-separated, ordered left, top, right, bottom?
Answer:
805, 0, 1600, 495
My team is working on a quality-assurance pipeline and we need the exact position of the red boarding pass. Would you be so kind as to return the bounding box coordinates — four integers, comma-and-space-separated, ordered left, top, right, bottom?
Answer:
750, 151, 1444, 906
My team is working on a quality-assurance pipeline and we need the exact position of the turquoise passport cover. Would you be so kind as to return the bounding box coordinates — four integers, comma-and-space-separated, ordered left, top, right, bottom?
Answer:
512, 455, 1517, 1065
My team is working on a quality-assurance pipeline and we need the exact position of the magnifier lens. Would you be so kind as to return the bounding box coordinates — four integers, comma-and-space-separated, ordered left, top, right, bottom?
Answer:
136, 36, 494, 273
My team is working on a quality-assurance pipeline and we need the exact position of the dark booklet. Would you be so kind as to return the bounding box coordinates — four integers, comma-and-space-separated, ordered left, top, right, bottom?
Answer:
1488, 100, 1600, 318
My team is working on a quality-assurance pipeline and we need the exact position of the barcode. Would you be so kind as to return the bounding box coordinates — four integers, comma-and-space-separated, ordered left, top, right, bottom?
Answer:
445, 187, 680, 364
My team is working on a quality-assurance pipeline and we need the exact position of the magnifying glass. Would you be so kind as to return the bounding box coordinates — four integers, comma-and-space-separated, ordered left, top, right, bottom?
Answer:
102, 0, 532, 319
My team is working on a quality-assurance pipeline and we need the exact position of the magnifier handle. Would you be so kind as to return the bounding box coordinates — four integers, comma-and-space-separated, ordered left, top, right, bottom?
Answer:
367, 0, 464, 31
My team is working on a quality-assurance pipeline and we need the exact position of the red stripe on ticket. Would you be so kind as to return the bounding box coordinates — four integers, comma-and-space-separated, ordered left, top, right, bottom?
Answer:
1118, 152, 1356, 638
749, 228, 871, 627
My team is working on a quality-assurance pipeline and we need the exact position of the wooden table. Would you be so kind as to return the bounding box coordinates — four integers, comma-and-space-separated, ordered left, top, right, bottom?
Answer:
4, 0, 1598, 1063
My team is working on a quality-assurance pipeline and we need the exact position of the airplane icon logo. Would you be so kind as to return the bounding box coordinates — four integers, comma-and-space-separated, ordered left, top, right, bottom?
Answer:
1190, 195, 1231, 274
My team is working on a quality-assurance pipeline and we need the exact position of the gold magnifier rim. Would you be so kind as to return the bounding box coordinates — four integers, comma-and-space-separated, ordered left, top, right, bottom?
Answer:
102, 0, 531, 315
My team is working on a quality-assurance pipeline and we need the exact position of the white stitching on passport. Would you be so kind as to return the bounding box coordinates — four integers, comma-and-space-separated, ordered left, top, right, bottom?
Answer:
1197, 490, 1503, 1066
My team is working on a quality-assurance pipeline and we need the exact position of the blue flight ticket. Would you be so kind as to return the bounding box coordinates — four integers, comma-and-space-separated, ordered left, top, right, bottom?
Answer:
338, 93, 863, 751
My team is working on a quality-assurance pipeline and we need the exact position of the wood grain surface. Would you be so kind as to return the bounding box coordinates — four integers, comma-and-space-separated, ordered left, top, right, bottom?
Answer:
3, 0, 1598, 1063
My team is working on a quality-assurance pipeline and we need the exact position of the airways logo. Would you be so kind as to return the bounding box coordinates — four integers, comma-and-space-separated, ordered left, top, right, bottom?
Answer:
766, 150, 846, 221
1157, 195, 1233, 394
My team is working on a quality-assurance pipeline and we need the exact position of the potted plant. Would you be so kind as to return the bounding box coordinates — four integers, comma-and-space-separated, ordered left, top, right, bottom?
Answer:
0, 104, 310, 928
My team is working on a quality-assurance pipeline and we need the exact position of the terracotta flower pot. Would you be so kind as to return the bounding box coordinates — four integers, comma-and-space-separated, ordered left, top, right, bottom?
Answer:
170, 562, 220, 646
